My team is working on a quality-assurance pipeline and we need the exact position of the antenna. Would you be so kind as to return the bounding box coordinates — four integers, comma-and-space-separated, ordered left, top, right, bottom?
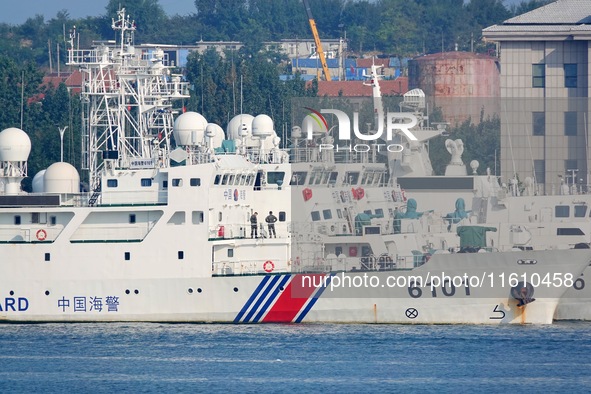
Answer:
20, 71, 24, 130
59, 126, 68, 162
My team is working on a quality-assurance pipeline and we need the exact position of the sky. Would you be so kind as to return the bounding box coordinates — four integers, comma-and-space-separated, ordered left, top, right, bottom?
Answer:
1, 0, 530, 25
0, 0, 198, 25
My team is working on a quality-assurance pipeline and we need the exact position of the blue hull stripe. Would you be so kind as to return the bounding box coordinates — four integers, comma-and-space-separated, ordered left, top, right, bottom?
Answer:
243, 275, 282, 323
234, 275, 271, 323
253, 275, 292, 323
294, 274, 332, 323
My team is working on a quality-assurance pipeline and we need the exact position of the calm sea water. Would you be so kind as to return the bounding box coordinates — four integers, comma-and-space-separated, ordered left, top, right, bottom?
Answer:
0, 322, 590, 393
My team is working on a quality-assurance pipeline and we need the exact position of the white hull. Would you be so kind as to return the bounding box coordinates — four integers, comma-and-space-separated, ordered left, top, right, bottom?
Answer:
555, 265, 591, 320
2, 250, 588, 324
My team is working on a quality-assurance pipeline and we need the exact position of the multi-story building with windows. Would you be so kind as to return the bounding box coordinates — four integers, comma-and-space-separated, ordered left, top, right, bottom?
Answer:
483, 0, 591, 194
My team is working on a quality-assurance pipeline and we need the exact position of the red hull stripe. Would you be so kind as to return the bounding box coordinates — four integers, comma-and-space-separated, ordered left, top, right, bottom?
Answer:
262, 274, 324, 323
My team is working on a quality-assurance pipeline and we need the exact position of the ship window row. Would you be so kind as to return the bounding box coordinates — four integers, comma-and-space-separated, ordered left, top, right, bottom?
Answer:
105, 178, 200, 188
311, 208, 385, 222
307, 171, 338, 186
290, 170, 381, 187
214, 173, 256, 186
14, 214, 57, 225
555, 205, 589, 218
167, 211, 204, 225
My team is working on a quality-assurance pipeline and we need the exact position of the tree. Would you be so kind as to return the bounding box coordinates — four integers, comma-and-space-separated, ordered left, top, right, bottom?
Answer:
429, 116, 500, 176
105, 0, 168, 42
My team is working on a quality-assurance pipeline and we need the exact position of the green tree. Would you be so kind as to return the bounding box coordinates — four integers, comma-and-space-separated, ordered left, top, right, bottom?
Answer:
105, 0, 168, 42
429, 116, 500, 176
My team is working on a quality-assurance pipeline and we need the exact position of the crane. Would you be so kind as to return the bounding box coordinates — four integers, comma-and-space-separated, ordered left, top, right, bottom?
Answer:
302, 0, 332, 81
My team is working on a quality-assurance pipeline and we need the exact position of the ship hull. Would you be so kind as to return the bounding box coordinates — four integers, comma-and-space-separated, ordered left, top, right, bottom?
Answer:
2, 250, 588, 324
555, 265, 591, 320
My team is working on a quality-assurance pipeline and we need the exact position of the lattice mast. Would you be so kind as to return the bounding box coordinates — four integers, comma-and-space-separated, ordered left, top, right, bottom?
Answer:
67, 8, 189, 190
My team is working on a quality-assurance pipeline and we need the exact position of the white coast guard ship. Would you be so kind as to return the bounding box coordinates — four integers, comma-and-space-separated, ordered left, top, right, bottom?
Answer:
0, 10, 589, 324
312, 63, 591, 321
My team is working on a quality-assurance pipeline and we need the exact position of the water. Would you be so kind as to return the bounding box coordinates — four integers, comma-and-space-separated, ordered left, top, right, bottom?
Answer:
0, 322, 590, 393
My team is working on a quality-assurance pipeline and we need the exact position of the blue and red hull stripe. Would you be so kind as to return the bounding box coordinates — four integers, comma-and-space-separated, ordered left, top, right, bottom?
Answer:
235, 273, 332, 323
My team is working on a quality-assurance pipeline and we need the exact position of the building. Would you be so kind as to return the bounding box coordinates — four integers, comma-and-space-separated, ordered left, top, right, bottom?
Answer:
483, 0, 591, 194
132, 38, 347, 70
408, 52, 500, 126
315, 77, 408, 98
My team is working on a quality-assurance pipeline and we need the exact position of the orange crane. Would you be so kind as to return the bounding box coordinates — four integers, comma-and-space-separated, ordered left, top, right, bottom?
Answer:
302, 0, 332, 81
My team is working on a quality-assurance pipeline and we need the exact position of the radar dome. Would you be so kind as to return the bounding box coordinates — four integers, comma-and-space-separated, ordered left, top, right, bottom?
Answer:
173, 111, 207, 146
44, 162, 80, 194
226, 114, 254, 140
205, 123, 225, 149
252, 114, 274, 138
32, 169, 46, 193
0, 127, 31, 162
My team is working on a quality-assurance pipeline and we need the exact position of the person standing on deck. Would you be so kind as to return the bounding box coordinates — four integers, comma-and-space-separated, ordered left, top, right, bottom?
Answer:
250, 212, 258, 238
266, 211, 277, 238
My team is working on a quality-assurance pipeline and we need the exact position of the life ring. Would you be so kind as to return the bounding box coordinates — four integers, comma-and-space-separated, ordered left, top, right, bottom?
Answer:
36, 229, 47, 241
263, 260, 274, 273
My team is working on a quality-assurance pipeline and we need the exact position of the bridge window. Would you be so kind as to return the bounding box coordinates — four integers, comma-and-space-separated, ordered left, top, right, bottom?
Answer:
555, 205, 569, 218
172, 178, 182, 187
311, 211, 321, 221
190, 178, 201, 186
323, 209, 332, 220
290, 171, 307, 185
107, 179, 118, 188
279, 211, 286, 221
267, 171, 285, 186
329, 172, 338, 185
574, 205, 587, 218
192, 211, 204, 224
141, 178, 152, 187
557, 228, 584, 236
344, 172, 359, 185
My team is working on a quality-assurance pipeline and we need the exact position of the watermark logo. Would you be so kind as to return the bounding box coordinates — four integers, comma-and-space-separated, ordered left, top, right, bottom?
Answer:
302, 106, 419, 153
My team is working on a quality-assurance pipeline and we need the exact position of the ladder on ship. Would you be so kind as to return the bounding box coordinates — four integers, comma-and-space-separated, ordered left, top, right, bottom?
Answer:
88, 180, 102, 206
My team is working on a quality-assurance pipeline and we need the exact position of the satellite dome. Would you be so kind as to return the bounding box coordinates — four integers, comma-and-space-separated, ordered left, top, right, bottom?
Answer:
226, 114, 254, 140
44, 162, 80, 194
32, 169, 46, 193
205, 123, 225, 149
252, 114, 274, 137
173, 111, 208, 146
0, 127, 31, 162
